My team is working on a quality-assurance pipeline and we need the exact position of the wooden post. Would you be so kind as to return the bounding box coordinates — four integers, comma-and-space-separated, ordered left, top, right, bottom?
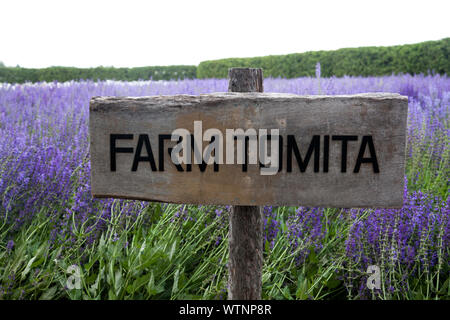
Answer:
227, 68, 264, 300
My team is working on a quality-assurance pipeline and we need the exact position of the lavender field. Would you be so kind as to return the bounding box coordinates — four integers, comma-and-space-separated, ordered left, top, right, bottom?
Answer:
0, 74, 448, 300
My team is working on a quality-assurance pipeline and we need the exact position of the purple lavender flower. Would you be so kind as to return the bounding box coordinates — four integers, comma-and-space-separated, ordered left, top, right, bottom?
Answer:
6, 240, 14, 252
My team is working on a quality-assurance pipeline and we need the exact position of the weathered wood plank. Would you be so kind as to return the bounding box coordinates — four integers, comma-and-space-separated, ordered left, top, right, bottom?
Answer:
89, 92, 408, 208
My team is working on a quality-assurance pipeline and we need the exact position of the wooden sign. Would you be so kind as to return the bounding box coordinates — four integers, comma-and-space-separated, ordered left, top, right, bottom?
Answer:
89, 92, 408, 207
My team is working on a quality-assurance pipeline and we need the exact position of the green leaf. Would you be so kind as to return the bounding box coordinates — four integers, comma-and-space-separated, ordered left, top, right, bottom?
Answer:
282, 286, 292, 300
150, 204, 163, 224
21, 256, 37, 280
262, 272, 271, 284
172, 269, 180, 295
264, 240, 270, 253
89, 268, 104, 296
326, 274, 341, 289
412, 290, 424, 300
84, 272, 97, 285
132, 273, 151, 292
40, 286, 57, 300
439, 277, 449, 295
308, 248, 318, 264
168, 240, 177, 262
114, 269, 123, 295
108, 289, 116, 300
306, 264, 318, 279
296, 275, 309, 300
147, 271, 164, 297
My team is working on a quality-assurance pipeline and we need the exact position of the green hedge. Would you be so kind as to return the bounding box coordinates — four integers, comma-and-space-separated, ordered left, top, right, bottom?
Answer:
0, 65, 197, 83
1, 38, 448, 83
197, 38, 450, 78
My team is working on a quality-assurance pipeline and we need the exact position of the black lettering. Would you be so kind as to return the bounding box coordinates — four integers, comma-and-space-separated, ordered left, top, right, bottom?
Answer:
132, 134, 157, 171
242, 136, 249, 172
168, 135, 184, 172
188, 135, 218, 172
259, 135, 283, 172
186, 135, 193, 172
158, 134, 172, 171
354, 136, 380, 173
110, 134, 133, 171
323, 135, 329, 173
332, 135, 358, 172
287, 135, 320, 172
212, 136, 219, 172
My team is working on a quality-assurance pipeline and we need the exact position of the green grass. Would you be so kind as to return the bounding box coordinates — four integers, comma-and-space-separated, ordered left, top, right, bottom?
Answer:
0, 204, 347, 300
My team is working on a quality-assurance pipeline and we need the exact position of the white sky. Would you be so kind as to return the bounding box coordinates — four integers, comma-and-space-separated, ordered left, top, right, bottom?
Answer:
1, 0, 449, 68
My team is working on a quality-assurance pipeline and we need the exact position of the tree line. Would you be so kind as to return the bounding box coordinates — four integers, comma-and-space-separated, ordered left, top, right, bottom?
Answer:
0, 65, 197, 83
197, 38, 449, 78
0, 38, 448, 83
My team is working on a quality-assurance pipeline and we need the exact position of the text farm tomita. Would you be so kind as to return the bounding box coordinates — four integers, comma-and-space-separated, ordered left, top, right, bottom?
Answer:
110, 131, 380, 175
89, 92, 408, 207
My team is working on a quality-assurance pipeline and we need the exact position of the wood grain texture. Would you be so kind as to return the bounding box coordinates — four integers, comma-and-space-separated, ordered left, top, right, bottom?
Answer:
228, 67, 263, 300
228, 205, 263, 299
228, 68, 263, 93
89, 92, 408, 207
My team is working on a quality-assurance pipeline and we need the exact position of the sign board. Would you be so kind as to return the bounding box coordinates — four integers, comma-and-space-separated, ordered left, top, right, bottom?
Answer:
89, 92, 408, 207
